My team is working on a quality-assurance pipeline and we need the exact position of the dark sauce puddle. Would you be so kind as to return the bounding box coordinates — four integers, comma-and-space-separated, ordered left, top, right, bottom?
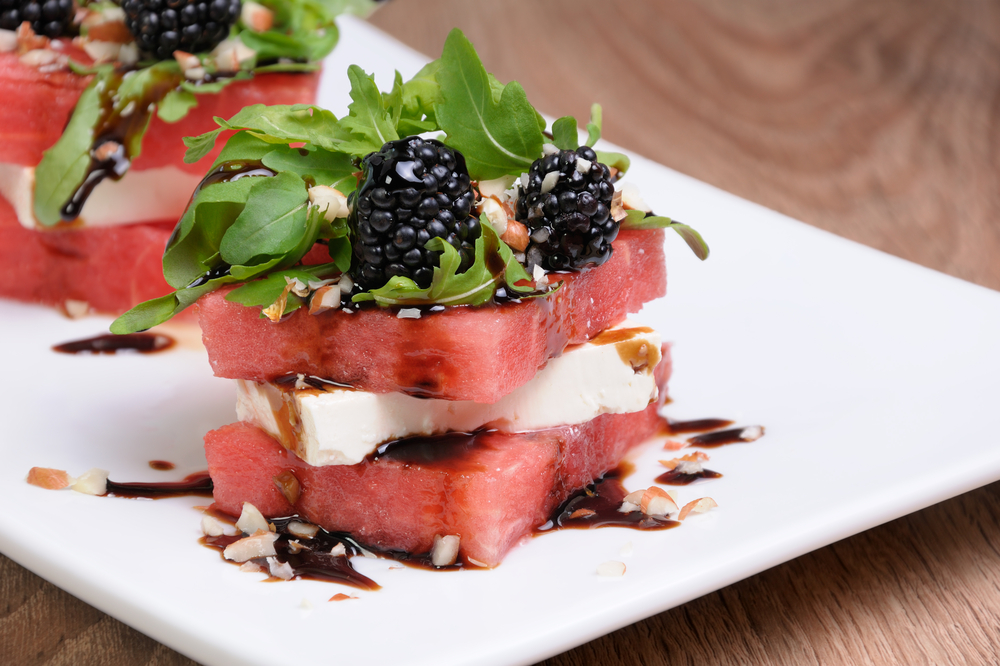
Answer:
105, 472, 213, 499
537, 464, 679, 533
52, 332, 174, 355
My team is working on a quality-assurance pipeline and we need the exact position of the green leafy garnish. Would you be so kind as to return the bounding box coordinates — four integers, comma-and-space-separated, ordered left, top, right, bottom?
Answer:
226, 263, 341, 317
336, 66, 400, 155
621, 210, 710, 260
354, 221, 534, 307
34, 0, 377, 227
33, 68, 112, 225
552, 116, 580, 151
434, 29, 544, 180
112, 27, 710, 334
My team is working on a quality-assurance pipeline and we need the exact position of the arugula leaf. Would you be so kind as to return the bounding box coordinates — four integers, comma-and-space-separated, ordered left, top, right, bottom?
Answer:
164, 132, 278, 286
383, 70, 405, 128
327, 236, 352, 272
158, 89, 198, 123
434, 29, 544, 180
401, 60, 440, 124
219, 171, 309, 266
586, 103, 602, 147
225, 263, 340, 313
215, 104, 351, 151
183, 128, 224, 163
552, 116, 579, 150
261, 146, 358, 194
180, 71, 251, 95
337, 65, 400, 155
355, 222, 530, 307
32, 71, 110, 226
621, 210, 710, 260
110, 280, 218, 333
596, 150, 630, 175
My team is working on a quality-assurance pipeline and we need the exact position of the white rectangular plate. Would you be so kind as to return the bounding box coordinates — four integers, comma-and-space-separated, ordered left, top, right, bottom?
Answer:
3, 16, 1000, 666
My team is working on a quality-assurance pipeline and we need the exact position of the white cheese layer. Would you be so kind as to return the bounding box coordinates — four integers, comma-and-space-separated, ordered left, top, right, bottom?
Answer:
0, 162, 201, 229
236, 321, 662, 466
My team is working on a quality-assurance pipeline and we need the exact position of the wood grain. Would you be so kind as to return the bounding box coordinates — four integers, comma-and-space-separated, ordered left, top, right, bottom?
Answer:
4, 0, 1000, 664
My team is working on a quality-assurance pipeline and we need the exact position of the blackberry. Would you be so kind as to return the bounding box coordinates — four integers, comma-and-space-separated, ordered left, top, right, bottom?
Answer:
515, 145, 618, 271
0, 0, 74, 37
121, 0, 241, 60
348, 136, 480, 291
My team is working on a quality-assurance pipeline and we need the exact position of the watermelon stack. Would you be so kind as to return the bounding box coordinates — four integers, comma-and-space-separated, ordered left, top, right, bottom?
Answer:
0, 50, 320, 314
202, 230, 672, 567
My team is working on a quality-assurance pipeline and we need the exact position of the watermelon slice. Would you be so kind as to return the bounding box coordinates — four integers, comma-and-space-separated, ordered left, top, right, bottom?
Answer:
0, 51, 320, 170
0, 53, 320, 313
198, 229, 667, 403
0, 207, 176, 313
206, 347, 670, 567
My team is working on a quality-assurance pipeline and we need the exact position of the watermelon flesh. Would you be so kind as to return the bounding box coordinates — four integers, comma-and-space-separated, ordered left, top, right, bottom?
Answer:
205, 346, 671, 567
0, 53, 320, 313
0, 51, 320, 170
0, 211, 176, 314
199, 229, 667, 403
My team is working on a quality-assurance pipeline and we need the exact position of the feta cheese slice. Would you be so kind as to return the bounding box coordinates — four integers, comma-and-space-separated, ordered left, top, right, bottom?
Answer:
0, 162, 201, 229
236, 321, 662, 466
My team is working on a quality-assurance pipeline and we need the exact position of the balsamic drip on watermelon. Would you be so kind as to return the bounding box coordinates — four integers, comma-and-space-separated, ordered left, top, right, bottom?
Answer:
61, 68, 184, 222
655, 467, 723, 486
105, 471, 213, 499
201, 515, 381, 590
52, 332, 175, 354
536, 463, 680, 532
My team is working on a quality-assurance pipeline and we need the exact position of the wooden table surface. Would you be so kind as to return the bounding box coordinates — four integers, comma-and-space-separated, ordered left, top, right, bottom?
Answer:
4, 0, 1000, 663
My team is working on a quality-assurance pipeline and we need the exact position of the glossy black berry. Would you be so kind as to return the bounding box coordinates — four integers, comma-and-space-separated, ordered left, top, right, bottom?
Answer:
348, 136, 480, 291
515, 146, 618, 271
0, 0, 73, 37
121, 0, 240, 60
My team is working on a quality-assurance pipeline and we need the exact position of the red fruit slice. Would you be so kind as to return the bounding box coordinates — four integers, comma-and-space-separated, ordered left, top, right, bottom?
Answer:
0, 54, 320, 313
198, 229, 667, 403
206, 391, 669, 568
0, 211, 176, 314
0, 51, 320, 169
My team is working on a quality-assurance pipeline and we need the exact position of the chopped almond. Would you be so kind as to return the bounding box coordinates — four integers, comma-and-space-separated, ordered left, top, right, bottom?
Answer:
173, 50, 200, 71
272, 469, 301, 504
0, 29, 15, 53
609, 189, 627, 222
640, 486, 678, 516
308, 285, 341, 314
86, 20, 132, 43
241, 1, 274, 31
596, 560, 626, 577
71, 468, 108, 495
501, 219, 529, 251
201, 514, 234, 537
27, 467, 70, 490
569, 508, 596, 519
431, 534, 460, 567
287, 520, 318, 539
236, 501, 269, 535
223, 531, 278, 562
662, 438, 688, 451
16, 22, 48, 53
678, 497, 718, 521
92, 140, 122, 162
